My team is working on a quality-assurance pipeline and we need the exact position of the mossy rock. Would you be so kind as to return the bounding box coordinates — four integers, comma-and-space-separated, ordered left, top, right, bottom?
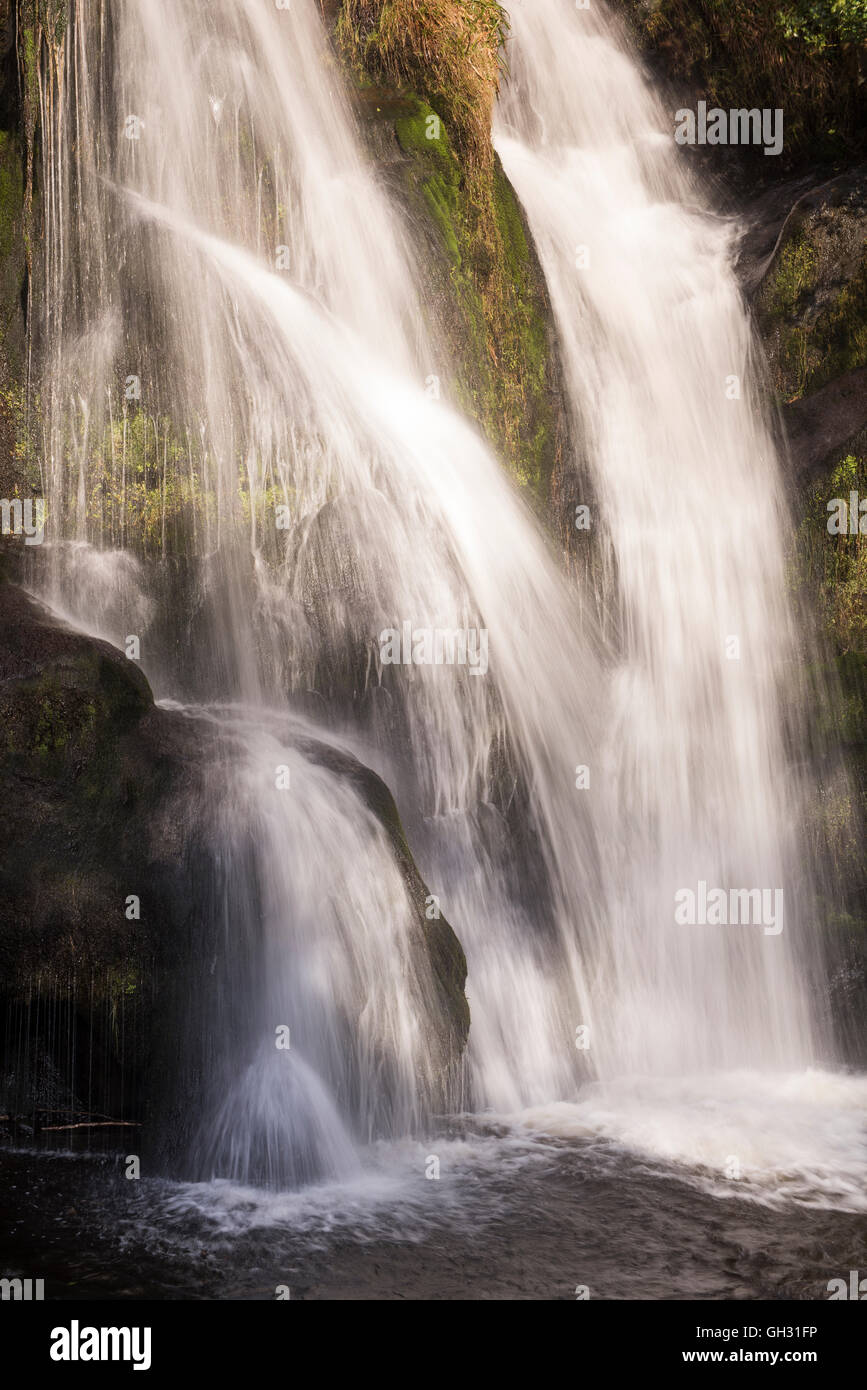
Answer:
796, 450, 867, 661
794, 445, 867, 1061
335, 2, 559, 498
355, 88, 557, 496
758, 175, 867, 404
338, 0, 507, 172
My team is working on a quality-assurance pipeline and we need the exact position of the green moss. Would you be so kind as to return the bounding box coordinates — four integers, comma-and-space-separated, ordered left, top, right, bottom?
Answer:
778, 0, 867, 47
0, 132, 23, 264
794, 448, 867, 1016
337, 2, 555, 497
763, 234, 819, 318
384, 95, 554, 493
798, 451, 867, 663
395, 103, 450, 160
20, 25, 40, 126
4, 645, 151, 782
18, 4, 71, 285
106, 962, 141, 1002
33, 694, 73, 756
493, 162, 530, 281
395, 106, 463, 262
760, 226, 867, 402
339, 0, 507, 171
813, 257, 867, 384
421, 177, 461, 263
0, 126, 26, 417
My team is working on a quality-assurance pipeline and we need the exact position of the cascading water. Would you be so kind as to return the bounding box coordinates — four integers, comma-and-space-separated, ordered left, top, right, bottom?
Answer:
22, 0, 867, 1208
495, 0, 820, 1078
32, 0, 610, 1171
491, 0, 867, 1194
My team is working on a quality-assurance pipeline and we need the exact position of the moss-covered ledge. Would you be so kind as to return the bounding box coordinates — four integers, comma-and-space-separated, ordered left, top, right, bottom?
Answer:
757, 169, 867, 406
335, 0, 558, 498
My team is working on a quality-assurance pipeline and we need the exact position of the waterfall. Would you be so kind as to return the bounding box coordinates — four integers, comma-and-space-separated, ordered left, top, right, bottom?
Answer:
32, 0, 610, 1167
494, 0, 822, 1077
24, 0, 858, 1197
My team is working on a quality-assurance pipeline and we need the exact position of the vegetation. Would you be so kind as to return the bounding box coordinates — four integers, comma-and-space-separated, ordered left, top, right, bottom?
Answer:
338, 0, 508, 170
800, 452, 867, 661
778, 0, 867, 46
796, 448, 867, 1051
0, 121, 26, 503
337, 1, 554, 495
622, 0, 867, 164
758, 218, 867, 402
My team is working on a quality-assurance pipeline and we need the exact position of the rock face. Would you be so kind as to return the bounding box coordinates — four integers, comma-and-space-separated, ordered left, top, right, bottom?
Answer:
742, 169, 867, 478
756, 169, 867, 400
782, 366, 867, 482
337, 1, 561, 500
746, 173, 867, 1066
0, 587, 177, 1134
0, 0, 27, 508
0, 579, 469, 1150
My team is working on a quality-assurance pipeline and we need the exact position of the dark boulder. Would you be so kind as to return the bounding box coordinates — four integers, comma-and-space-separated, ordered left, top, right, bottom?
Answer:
0, 580, 469, 1163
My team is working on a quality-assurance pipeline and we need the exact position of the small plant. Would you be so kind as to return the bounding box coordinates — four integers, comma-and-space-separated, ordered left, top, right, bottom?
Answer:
338, 0, 509, 170
777, 0, 867, 48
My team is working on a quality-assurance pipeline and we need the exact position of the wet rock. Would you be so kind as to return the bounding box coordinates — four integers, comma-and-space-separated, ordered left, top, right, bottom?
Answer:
755, 166, 867, 415
0, 580, 469, 1142
782, 366, 867, 481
